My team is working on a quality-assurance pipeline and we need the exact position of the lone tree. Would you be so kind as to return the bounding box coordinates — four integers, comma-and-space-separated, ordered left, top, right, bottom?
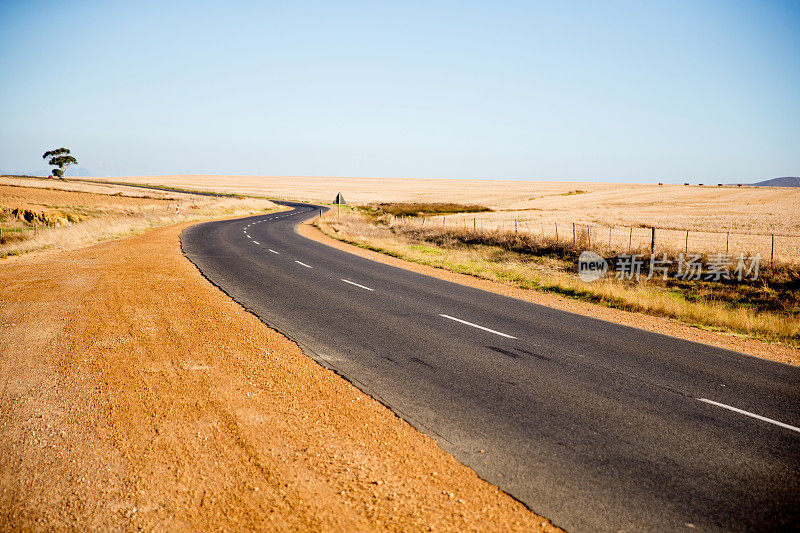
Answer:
42, 147, 77, 179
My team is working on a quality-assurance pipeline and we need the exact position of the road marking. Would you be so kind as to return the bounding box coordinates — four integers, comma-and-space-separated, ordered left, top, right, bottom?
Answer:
252, 240, 260, 245
342, 279, 374, 291
295, 260, 312, 268
268, 249, 279, 254
698, 398, 800, 433
439, 314, 517, 339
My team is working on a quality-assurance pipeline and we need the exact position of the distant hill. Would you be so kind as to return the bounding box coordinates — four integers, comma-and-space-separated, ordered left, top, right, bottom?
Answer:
0, 169, 47, 177
65, 166, 93, 177
752, 177, 800, 187
0, 166, 92, 177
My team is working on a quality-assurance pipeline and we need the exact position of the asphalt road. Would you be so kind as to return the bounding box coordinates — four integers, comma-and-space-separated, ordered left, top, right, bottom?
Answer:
181, 202, 800, 532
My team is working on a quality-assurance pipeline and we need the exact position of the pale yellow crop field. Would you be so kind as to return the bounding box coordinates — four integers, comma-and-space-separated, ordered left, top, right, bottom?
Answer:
82, 174, 800, 261
0, 176, 277, 257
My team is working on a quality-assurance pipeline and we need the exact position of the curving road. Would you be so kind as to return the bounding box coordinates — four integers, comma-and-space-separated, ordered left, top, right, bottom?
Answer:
181, 202, 800, 532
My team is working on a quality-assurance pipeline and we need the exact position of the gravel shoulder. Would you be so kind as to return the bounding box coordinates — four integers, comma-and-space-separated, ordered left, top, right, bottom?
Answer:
0, 221, 557, 531
299, 219, 800, 367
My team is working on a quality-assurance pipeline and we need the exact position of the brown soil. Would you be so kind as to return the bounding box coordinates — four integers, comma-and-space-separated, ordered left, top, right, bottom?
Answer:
299, 220, 800, 367
0, 222, 558, 531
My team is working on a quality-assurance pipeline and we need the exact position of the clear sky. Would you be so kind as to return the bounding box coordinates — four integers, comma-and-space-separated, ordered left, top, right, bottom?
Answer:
1, 0, 798, 182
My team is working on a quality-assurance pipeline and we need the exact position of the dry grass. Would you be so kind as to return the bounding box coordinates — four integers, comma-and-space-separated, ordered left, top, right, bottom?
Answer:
0, 177, 278, 258
318, 211, 800, 348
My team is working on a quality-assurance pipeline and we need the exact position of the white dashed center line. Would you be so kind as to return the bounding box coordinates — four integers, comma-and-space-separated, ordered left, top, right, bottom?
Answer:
268, 249, 279, 254
294, 260, 312, 268
439, 314, 517, 339
341, 279, 374, 291
252, 241, 260, 245
697, 398, 800, 433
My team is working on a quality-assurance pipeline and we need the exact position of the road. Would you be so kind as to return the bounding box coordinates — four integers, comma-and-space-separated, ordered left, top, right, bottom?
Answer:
181, 202, 800, 532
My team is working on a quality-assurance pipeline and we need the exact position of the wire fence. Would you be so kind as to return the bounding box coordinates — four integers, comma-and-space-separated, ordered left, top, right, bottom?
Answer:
390, 214, 799, 266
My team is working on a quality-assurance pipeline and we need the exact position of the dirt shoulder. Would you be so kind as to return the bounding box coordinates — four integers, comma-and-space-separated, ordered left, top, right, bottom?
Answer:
0, 221, 557, 531
299, 219, 800, 367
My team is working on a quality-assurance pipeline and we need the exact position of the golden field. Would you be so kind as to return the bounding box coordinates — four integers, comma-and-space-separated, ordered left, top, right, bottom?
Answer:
0, 176, 278, 257
77, 174, 798, 230
80, 174, 800, 262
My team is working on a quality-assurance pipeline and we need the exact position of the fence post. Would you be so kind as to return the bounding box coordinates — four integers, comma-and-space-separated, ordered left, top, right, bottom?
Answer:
555, 223, 558, 241
515, 219, 518, 234
572, 223, 576, 245
685, 230, 689, 253
650, 227, 656, 254
629, 227, 632, 253
771, 234, 774, 267
587, 226, 591, 247
473, 217, 476, 231
443, 216, 446, 228
726, 232, 729, 254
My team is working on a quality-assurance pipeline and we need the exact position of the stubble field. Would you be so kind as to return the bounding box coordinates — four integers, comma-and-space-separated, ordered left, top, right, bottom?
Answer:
82, 174, 800, 262
78, 175, 797, 228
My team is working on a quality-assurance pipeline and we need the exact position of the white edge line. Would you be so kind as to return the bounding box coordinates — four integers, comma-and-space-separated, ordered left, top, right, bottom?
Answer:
439, 314, 517, 339
341, 279, 374, 291
268, 249, 279, 254
698, 398, 800, 433
294, 260, 312, 268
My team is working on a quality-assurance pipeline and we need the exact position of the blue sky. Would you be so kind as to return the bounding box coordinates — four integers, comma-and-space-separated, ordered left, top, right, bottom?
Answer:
1, 0, 798, 182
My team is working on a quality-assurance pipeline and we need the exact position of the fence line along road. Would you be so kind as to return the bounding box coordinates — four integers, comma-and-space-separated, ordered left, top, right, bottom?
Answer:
379, 213, 799, 265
